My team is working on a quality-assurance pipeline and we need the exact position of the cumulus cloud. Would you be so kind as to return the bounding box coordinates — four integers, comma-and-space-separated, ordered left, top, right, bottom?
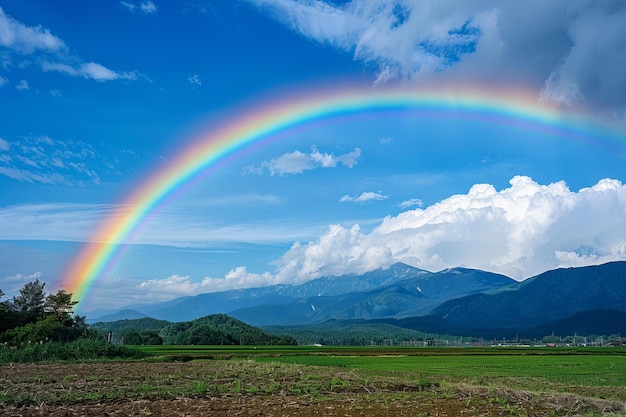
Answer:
340, 191, 388, 203
138, 268, 275, 298
269, 176, 626, 282
247, 0, 626, 116
243, 146, 361, 176
0, 6, 140, 83
187, 176, 626, 294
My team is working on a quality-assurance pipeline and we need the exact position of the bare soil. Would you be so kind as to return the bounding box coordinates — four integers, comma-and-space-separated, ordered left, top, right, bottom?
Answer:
1, 361, 624, 416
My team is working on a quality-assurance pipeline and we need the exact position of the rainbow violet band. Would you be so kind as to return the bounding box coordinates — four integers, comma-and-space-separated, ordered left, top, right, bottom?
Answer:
61, 85, 620, 307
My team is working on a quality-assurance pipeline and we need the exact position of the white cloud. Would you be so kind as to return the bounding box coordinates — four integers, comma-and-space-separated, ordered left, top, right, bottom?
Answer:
0, 6, 140, 83
188, 74, 201, 86
244, 146, 361, 176
0, 201, 325, 246
234, 177, 626, 290
76, 176, 626, 300
48, 89, 61, 96
1, 271, 42, 295
138, 268, 275, 298
340, 191, 388, 203
0, 7, 66, 54
263, 176, 626, 285
121, 1, 158, 14
80, 62, 137, 81
138, 275, 198, 298
4, 271, 41, 283
247, 0, 626, 117
263, 150, 309, 175
140, 1, 157, 14
0, 203, 119, 241
0, 135, 146, 187
399, 198, 423, 209
42, 61, 137, 82
0, 75, 7, 87
200, 267, 275, 292
15, 79, 28, 90
0, 135, 106, 185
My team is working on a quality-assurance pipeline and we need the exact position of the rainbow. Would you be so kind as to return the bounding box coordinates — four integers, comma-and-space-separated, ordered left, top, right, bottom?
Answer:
61, 85, 619, 307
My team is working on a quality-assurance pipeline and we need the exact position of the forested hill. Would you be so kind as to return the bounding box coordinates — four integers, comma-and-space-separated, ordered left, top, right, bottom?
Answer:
158, 314, 296, 345
92, 314, 293, 345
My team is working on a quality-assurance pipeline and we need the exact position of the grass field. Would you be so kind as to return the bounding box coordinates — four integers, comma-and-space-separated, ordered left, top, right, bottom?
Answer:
2, 345, 625, 416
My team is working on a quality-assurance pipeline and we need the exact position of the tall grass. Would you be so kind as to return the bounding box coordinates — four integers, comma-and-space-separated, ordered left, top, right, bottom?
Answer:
0, 339, 147, 363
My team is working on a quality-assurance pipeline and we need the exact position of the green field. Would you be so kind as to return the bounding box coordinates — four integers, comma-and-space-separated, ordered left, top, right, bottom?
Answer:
3, 345, 625, 415
133, 345, 626, 402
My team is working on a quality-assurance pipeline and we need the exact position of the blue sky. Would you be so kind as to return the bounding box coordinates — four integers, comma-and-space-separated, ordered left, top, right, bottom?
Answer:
1, 0, 625, 313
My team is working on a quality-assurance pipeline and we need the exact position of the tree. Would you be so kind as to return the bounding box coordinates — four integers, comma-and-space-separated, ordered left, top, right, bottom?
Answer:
0, 281, 89, 344
12, 279, 46, 321
45, 290, 78, 325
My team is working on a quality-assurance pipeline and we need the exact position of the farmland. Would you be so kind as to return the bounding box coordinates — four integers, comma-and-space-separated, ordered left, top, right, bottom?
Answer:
1, 346, 625, 416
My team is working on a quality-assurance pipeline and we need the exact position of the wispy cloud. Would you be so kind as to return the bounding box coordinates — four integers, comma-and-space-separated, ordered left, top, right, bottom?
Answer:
0, 6, 142, 83
0, 203, 114, 241
0, 135, 103, 186
1, 271, 42, 295
399, 198, 423, 209
121, 1, 158, 14
0, 135, 148, 186
0, 76, 7, 87
0, 7, 65, 54
340, 191, 388, 203
188, 74, 201, 87
15, 79, 29, 90
41, 61, 138, 82
243, 146, 361, 176
0, 201, 324, 246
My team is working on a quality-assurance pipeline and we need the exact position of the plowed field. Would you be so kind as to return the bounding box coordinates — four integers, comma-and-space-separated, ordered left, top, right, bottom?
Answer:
1, 361, 624, 416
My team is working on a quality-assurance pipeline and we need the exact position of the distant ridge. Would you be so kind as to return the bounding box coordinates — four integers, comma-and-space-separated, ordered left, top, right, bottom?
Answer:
431, 261, 626, 329
87, 262, 626, 338
87, 263, 513, 324
88, 309, 147, 323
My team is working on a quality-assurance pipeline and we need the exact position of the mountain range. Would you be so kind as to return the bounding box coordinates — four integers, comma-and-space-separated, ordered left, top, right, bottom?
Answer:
88, 261, 626, 338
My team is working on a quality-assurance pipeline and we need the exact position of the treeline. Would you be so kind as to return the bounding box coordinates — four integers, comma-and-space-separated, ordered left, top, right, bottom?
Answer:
263, 322, 434, 346
0, 280, 146, 362
0, 280, 88, 345
90, 318, 172, 345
